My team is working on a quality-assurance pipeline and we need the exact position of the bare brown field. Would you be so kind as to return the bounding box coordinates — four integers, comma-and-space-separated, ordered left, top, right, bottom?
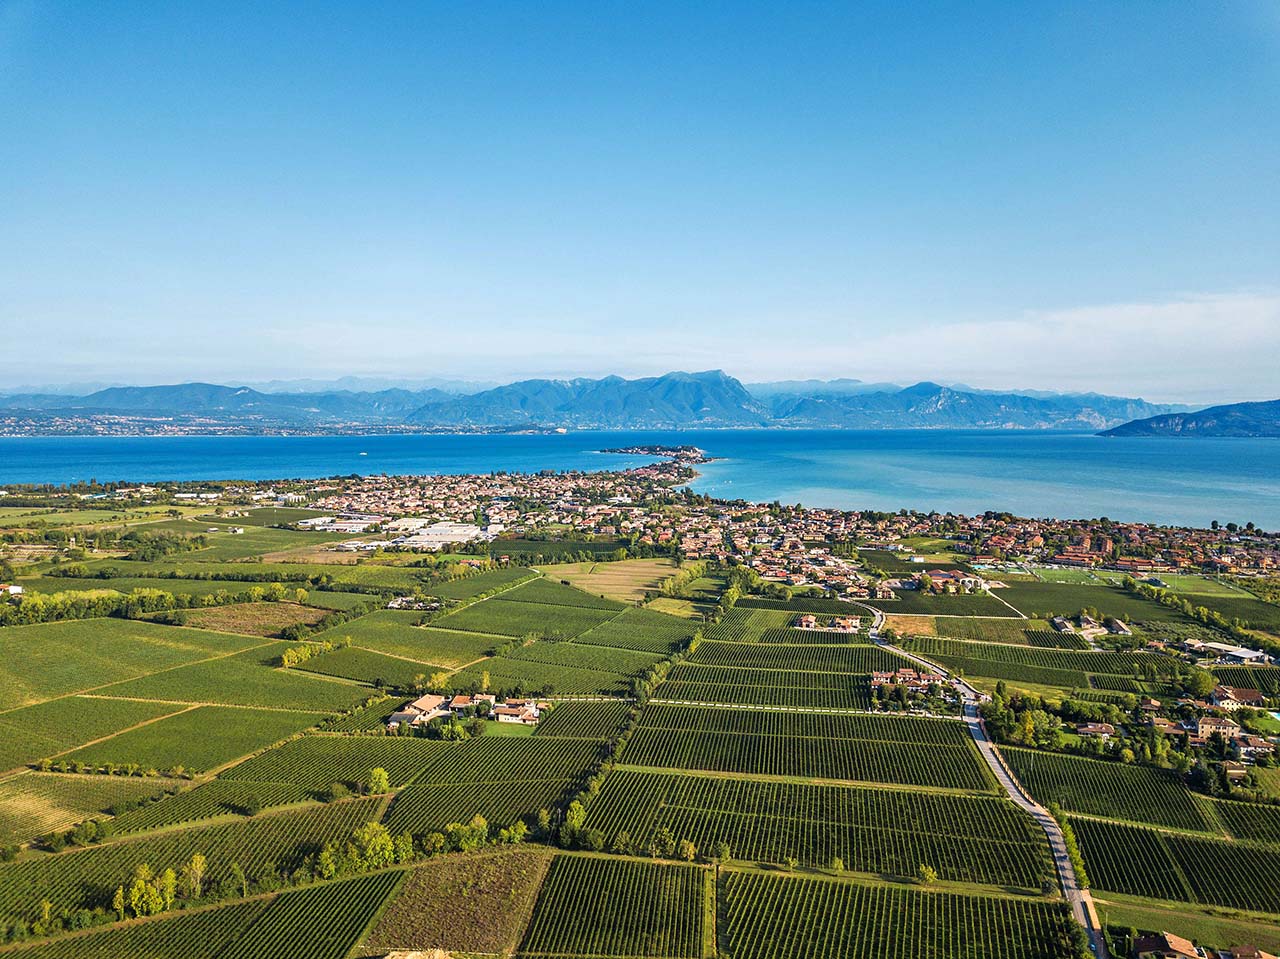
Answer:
180, 602, 329, 637
362, 847, 553, 954
884, 613, 936, 636
538, 558, 677, 603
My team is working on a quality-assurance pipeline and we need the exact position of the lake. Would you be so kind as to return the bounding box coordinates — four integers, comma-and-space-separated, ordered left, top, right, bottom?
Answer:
1, 430, 1277, 529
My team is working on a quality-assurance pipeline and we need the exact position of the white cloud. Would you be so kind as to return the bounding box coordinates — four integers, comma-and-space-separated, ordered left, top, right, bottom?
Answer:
767, 292, 1280, 404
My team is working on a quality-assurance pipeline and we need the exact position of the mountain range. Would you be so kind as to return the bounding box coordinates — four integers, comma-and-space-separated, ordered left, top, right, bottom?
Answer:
1101, 398, 1280, 438
0, 371, 1196, 434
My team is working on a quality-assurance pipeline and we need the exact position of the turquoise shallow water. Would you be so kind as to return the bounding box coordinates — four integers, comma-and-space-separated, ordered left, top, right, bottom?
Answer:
1, 429, 1277, 529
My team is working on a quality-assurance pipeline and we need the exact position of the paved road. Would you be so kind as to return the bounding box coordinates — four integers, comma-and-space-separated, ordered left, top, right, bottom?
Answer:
862, 607, 1109, 958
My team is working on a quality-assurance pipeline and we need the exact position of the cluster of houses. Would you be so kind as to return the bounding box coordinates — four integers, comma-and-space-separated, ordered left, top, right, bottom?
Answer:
793, 613, 860, 632
870, 667, 950, 694
1050, 614, 1132, 638
1134, 930, 1276, 958
1080, 701, 1278, 772
386, 692, 548, 730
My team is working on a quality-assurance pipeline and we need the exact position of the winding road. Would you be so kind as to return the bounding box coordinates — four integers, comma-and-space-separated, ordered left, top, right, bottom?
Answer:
860, 602, 1109, 958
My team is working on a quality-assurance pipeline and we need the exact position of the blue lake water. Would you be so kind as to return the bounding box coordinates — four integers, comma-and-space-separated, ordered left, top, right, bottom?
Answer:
1, 430, 1277, 529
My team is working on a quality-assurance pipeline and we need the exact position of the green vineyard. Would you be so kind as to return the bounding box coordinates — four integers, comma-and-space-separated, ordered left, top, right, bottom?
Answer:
518, 856, 706, 958
1073, 816, 1280, 912
622, 705, 993, 790
585, 769, 1052, 885
1002, 747, 1215, 832
719, 872, 1076, 959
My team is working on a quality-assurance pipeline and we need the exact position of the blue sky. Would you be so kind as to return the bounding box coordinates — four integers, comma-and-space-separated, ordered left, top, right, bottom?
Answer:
1, 1, 1277, 402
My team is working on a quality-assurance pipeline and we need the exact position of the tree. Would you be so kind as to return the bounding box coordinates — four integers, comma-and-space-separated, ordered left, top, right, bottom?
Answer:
182, 852, 207, 899
367, 767, 391, 794
229, 862, 248, 898
677, 839, 697, 862
711, 840, 732, 863
158, 867, 177, 910
352, 821, 396, 869
918, 864, 938, 885
112, 885, 125, 921
830, 856, 845, 872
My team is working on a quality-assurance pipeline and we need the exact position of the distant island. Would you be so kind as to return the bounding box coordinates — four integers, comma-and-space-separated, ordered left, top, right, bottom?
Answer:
0, 371, 1192, 436
1102, 398, 1280, 438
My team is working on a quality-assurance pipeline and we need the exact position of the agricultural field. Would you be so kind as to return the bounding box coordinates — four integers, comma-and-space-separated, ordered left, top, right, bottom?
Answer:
1213, 665, 1280, 694
863, 590, 1018, 617
297, 645, 434, 688
1210, 798, 1280, 844
314, 609, 504, 666
449, 655, 637, 697
427, 566, 537, 600
535, 700, 633, 739
585, 769, 1051, 885
178, 602, 329, 637
518, 855, 707, 959
996, 581, 1186, 622
926, 616, 1089, 648
702, 606, 796, 642
686, 640, 902, 673
899, 637, 1179, 677
215, 870, 405, 959
1002, 748, 1217, 833
364, 847, 552, 955
223, 734, 602, 792
383, 779, 576, 836
94, 647, 372, 712
573, 606, 697, 654
538, 558, 677, 603
433, 597, 619, 639
496, 577, 628, 611
0, 696, 185, 772
623, 704, 993, 790
1172, 592, 1280, 631
0, 797, 386, 917
1073, 817, 1280, 913
0, 619, 263, 710
719, 872, 1076, 959
655, 663, 874, 710
61, 705, 329, 774
3, 899, 271, 958
0, 772, 167, 843
111, 779, 314, 834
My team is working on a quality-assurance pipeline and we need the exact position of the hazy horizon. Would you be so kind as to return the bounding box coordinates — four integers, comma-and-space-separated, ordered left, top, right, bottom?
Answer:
2, 3, 1278, 404
0, 368, 1269, 409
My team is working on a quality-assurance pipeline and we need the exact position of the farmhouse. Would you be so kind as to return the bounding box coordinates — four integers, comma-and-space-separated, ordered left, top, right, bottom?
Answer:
1076, 723, 1115, 740
387, 693, 449, 730
1196, 715, 1241, 739
1132, 931, 1209, 958
1212, 685, 1266, 711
